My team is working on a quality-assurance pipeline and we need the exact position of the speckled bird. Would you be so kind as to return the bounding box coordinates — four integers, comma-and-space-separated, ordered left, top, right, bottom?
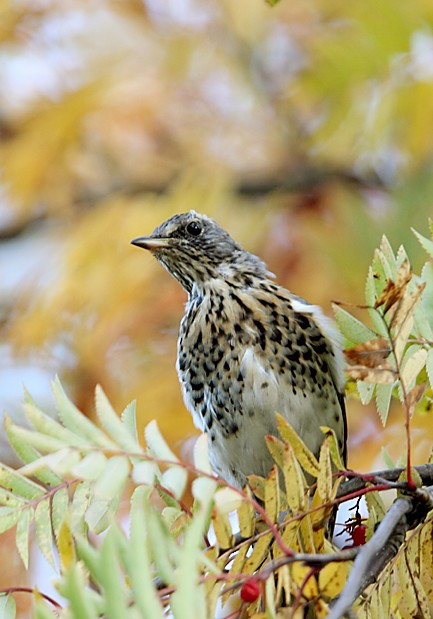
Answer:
131, 211, 347, 489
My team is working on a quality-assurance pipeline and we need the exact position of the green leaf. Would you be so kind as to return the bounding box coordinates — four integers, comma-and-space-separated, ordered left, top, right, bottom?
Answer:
51, 487, 69, 537
128, 486, 165, 619
147, 508, 176, 584
85, 456, 129, 533
376, 383, 394, 426
0, 487, 27, 508
357, 381, 375, 404
52, 376, 115, 449
4, 416, 63, 487
71, 481, 92, 535
0, 463, 45, 499
94, 385, 142, 452
3, 424, 68, 454
120, 400, 138, 442
71, 452, 108, 481
35, 500, 55, 568
161, 466, 188, 501
0, 508, 20, 534
412, 228, 433, 260
427, 348, 433, 389
58, 562, 99, 619
25, 402, 91, 448
0, 594, 16, 619
145, 420, 179, 462
98, 529, 130, 619
333, 305, 377, 345
16, 508, 32, 569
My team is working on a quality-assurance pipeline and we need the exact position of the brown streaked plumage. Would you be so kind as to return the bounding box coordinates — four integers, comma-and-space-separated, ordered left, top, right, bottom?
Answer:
131, 211, 347, 489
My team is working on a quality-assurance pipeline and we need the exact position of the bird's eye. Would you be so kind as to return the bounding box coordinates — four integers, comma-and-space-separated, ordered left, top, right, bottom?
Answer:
186, 221, 202, 236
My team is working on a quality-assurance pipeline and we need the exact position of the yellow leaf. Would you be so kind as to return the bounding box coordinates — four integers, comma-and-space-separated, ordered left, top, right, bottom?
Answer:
243, 533, 273, 574
247, 475, 266, 502
317, 440, 332, 502
211, 510, 234, 550
57, 519, 76, 571
264, 465, 280, 523
318, 561, 348, 597
282, 443, 307, 513
237, 489, 255, 539
291, 563, 318, 600
276, 414, 319, 477
320, 426, 345, 471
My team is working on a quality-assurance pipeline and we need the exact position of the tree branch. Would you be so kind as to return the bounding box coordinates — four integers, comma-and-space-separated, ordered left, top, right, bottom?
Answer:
328, 485, 433, 619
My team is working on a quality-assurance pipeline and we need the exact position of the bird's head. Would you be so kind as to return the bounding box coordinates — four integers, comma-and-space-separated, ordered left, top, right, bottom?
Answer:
131, 211, 269, 293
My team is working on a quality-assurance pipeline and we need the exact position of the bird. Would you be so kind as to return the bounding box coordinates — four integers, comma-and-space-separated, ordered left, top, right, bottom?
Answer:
131, 211, 347, 490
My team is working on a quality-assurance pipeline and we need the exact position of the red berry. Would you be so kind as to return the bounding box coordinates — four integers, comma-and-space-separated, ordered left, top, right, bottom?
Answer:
351, 524, 367, 547
240, 578, 260, 603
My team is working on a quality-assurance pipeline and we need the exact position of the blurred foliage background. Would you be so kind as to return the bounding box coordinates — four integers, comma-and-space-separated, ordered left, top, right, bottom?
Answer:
2, 0, 433, 476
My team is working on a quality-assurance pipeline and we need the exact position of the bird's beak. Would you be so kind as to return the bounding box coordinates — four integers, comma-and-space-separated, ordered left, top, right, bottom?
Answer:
131, 236, 171, 251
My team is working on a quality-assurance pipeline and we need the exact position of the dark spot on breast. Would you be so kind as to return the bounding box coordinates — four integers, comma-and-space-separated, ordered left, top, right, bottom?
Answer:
253, 319, 266, 351
261, 381, 269, 389
295, 314, 311, 330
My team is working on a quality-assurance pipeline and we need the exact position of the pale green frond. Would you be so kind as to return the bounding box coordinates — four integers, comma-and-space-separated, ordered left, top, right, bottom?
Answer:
35, 500, 56, 568
94, 385, 142, 453
52, 376, 115, 449
16, 508, 32, 569
0, 463, 45, 499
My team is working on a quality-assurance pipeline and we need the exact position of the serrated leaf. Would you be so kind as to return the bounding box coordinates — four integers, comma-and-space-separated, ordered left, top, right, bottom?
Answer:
276, 414, 319, 477
317, 440, 332, 501
243, 532, 273, 574
94, 385, 142, 452
145, 420, 178, 462
357, 380, 376, 404
401, 346, 428, 389
4, 425, 68, 454
333, 305, 378, 345
71, 452, 108, 481
0, 487, 27, 508
0, 508, 20, 534
318, 560, 348, 597
58, 562, 99, 619
15, 508, 32, 568
265, 434, 286, 469
247, 474, 266, 502
0, 594, 16, 619
282, 444, 306, 513
57, 519, 76, 571
24, 402, 91, 448
264, 465, 280, 523
35, 500, 55, 568
427, 348, 433, 389
237, 490, 255, 538
320, 426, 345, 470
376, 383, 394, 426
51, 487, 69, 536
71, 481, 92, 535
191, 475, 217, 506
4, 416, 63, 487
413, 227, 433, 259
292, 563, 319, 600
131, 460, 159, 485
146, 508, 177, 584
98, 529, 130, 619
120, 400, 138, 441
193, 433, 211, 474
161, 466, 188, 500
211, 511, 234, 550
52, 377, 114, 449
85, 456, 129, 533
0, 463, 45, 499
128, 486, 165, 619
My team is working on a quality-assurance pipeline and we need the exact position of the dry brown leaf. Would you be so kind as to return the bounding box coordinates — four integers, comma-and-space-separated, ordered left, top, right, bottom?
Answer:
374, 260, 412, 313
345, 338, 391, 368
346, 365, 395, 384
